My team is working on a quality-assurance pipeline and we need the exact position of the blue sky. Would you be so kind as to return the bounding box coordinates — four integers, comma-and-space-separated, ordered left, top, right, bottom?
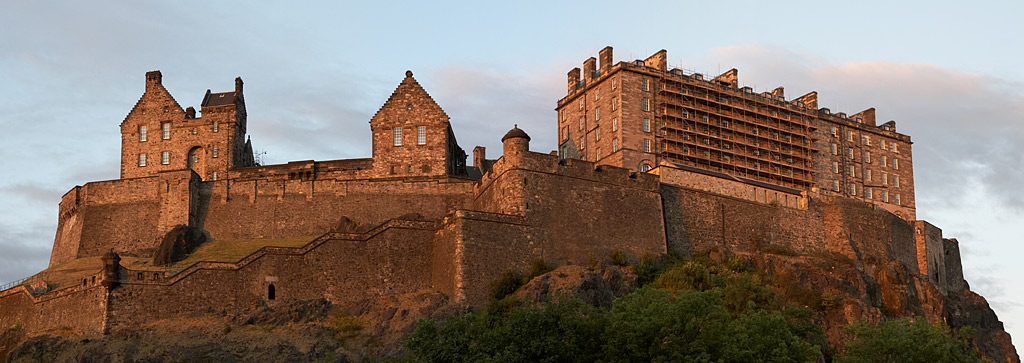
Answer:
1, 0, 1021, 342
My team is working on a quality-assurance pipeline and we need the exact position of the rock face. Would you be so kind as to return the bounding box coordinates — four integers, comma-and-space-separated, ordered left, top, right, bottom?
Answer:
514, 265, 637, 308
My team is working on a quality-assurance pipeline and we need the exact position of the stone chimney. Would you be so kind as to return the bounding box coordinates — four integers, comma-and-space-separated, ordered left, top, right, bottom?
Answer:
145, 70, 162, 92
599, 46, 613, 72
583, 57, 597, 82
567, 67, 581, 93
185, 106, 196, 119
772, 87, 785, 99
644, 50, 667, 71
235, 77, 244, 94
473, 146, 487, 172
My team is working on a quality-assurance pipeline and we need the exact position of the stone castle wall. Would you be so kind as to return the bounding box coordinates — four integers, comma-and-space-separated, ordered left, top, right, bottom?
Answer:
0, 275, 109, 337
50, 170, 198, 267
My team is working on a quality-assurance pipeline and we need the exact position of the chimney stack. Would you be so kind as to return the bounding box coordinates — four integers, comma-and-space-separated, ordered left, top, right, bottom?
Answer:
145, 70, 162, 92
235, 77, 244, 94
583, 57, 597, 82
599, 46, 613, 72
473, 146, 487, 173
567, 67, 581, 93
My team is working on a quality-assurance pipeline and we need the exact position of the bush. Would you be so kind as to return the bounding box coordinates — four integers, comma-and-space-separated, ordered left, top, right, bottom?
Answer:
610, 249, 629, 267
490, 270, 524, 301
654, 261, 710, 291
635, 254, 660, 286
840, 318, 983, 363
528, 258, 552, 279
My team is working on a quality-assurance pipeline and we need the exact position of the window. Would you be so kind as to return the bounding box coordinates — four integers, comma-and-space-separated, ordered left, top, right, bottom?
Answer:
642, 98, 650, 111
895, 193, 901, 205
866, 187, 873, 199
596, 108, 600, 120
212, 171, 217, 181
833, 180, 840, 192
831, 143, 838, 155
580, 136, 585, 149
862, 135, 870, 145
612, 118, 618, 131
644, 139, 651, 153
268, 284, 276, 301
579, 116, 584, 130
596, 147, 602, 160
161, 151, 170, 165
640, 163, 651, 172
611, 98, 618, 111
848, 165, 855, 177
892, 142, 898, 153
883, 190, 889, 202
139, 126, 147, 142
832, 161, 839, 173
596, 127, 601, 141
579, 99, 583, 110
866, 169, 872, 181
882, 172, 888, 185
849, 183, 856, 196
864, 151, 871, 163
830, 126, 837, 137
847, 147, 854, 160
894, 175, 900, 187
138, 154, 147, 167
213, 121, 219, 132
212, 145, 218, 158
417, 126, 426, 145
882, 155, 888, 167
682, 110, 689, 118
612, 78, 617, 89
393, 127, 402, 146
162, 122, 170, 139
856, 117, 864, 123
893, 158, 899, 170
847, 131, 854, 141
562, 126, 568, 141
595, 89, 600, 100
643, 118, 650, 132
881, 141, 887, 151
642, 78, 649, 91
613, 138, 619, 151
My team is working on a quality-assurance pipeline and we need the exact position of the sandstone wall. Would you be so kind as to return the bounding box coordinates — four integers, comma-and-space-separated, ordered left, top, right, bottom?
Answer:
662, 183, 917, 268
0, 277, 108, 337
201, 175, 474, 241
106, 220, 437, 331
50, 170, 198, 266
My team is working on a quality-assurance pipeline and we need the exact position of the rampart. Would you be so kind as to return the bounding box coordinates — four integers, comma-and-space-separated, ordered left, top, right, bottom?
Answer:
50, 170, 199, 266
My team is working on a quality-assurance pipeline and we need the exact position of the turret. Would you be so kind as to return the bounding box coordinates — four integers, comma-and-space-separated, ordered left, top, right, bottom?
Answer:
502, 125, 531, 164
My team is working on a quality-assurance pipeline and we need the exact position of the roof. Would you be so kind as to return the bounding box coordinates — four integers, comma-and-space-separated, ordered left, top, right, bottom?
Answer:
501, 126, 531, 142
202, 91, 236, 107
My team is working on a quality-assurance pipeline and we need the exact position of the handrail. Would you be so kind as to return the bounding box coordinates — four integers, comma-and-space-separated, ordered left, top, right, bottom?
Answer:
0, 276, 29, 292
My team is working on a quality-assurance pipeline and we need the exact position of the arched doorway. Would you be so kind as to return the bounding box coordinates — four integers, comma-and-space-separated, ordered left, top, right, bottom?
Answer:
187, 146, 205, 178
267, 284, 276, 300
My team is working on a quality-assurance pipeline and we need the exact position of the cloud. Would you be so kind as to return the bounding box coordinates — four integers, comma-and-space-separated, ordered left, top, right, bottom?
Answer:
427, 64, 564, 159
0, 223, 53, 285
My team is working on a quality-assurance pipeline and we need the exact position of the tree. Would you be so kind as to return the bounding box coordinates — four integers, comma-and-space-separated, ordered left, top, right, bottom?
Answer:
840, 317, 984, 363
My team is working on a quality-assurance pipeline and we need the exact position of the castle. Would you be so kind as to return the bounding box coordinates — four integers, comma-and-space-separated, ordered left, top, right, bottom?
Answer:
0, 48, 973, 340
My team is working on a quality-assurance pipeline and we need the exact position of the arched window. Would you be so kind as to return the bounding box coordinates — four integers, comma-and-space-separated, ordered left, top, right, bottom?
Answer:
639, 163, 652, 173
267, 284, 276, 301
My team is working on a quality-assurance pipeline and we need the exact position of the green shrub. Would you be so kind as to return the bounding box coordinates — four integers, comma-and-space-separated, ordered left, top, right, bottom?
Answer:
654, 261, 711, 291
9, 322, 23, 333
610, 249, 629, 267
840, 318, 983, 363
528, 258, 553, 279
490, 270, 524, 301
635, 254, 660, 286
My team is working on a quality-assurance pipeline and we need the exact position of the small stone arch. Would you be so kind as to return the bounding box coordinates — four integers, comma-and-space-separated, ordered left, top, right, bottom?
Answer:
187, 146, 206, 179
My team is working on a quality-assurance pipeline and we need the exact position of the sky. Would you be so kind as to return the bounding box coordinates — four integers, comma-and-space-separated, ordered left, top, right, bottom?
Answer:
1, 0, 1021, 341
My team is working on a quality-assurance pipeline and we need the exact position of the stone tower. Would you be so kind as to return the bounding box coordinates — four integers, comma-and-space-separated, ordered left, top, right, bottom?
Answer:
369, 70, 467, 177
119, 70, 254, 181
